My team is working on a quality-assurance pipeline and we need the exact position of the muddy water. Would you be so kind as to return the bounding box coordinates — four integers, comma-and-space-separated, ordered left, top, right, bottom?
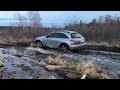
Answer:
49, 49, 120, 78
0, 46, 63, 79
37, 48, 120, 78
1, 46, 120, 79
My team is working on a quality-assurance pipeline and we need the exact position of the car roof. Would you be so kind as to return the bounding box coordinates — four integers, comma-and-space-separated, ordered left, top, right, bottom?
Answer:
52, 30, 77, 34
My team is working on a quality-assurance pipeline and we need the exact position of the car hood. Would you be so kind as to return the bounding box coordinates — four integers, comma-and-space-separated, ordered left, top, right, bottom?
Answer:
36, 36, 46, 40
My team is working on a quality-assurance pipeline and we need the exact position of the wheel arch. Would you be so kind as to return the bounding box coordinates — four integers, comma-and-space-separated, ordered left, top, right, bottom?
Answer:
35, 39, 41, 44
59, 42, 70, 49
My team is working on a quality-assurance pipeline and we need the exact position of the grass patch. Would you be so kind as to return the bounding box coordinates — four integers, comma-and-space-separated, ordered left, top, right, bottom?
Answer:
45, 65, 62, 71
0, 67, 4, 72
24, 76, 32, 79
42, 56, 71, 71
27, 52, 35, 59
38, 73, 56, 79
27, 53, 35, 56
14, 52, 23, 57
117, 71, 120, 78
0, 59, 5, 72
29, 60, 39, 66
11, 74, 20, 79
41, 56, 110, 79
0, 58, 5, 62
76, 61, 110, 79
46, 56, 70, 66
0, 59, 4, 68
27, 55, 35, 59
39, 61, 47, 67
14, 63, 24, 67
76, 61, 101, 74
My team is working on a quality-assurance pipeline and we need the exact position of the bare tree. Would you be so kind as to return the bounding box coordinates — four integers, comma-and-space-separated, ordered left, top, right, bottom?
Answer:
27, 11, 42, 29
10, 12, 30, 37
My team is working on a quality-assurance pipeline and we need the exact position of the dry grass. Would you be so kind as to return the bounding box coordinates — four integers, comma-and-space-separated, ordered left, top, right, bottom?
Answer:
0, 59, 4, 72
76, 61, 101, 74
27, 53, 34, 56
46, 76, 56, 79
38, 73, 56, 79
0, 58, 5, 62
14, 63, 24, 67
39, 61, 61, 71
117, 71, 120, 78
29, 60, 39, 66
45, 65, 62, 71
0, 68, 4, 72
24, 76, 32, 79
0, 60, 4, 68
0, 36, 34, 45
14, 52, 23, 57
46, 56, 70, 66
39, 61, 47, 67
39, 56, 110, 79
11, 74, 20, 79
43, 56, 71, 71
28, 55, 35, 59
66, 73, 80, 79
76, 61, 110, 79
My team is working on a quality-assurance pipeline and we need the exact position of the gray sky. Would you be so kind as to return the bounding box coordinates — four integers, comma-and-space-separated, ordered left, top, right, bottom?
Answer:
0, 11, 120, 27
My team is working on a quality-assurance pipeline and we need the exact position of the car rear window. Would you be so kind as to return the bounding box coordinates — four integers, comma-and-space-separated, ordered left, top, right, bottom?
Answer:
71, 33, 82, 38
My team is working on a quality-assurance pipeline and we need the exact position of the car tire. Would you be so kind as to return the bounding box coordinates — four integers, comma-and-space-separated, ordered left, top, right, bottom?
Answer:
36, 41, 43, 48
60, 44, 69, 50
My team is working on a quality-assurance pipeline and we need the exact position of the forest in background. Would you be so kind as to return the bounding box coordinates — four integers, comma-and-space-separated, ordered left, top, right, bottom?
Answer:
64, 15, 120, 45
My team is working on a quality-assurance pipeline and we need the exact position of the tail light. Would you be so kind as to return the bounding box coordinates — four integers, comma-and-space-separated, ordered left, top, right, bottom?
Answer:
70, 40, 77, 43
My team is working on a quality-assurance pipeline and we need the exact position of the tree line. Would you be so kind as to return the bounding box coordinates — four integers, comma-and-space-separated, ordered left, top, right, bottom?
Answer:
64, 15, 120, 44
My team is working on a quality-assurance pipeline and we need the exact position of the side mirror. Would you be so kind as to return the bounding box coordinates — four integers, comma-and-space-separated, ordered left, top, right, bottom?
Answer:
46, 36, 49, 38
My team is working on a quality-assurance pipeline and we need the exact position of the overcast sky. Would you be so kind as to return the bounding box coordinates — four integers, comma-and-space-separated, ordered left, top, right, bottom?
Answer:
0, 11, 120, 27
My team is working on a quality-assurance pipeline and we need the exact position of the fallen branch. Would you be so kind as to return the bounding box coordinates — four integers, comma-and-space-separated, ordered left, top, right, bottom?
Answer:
81, 74, 87, 79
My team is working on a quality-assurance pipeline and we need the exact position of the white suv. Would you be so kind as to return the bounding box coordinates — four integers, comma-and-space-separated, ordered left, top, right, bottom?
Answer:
35, 30, 86, 50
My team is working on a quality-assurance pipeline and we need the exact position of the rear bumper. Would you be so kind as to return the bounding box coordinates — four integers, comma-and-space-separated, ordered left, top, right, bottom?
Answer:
69, 43, 86, 50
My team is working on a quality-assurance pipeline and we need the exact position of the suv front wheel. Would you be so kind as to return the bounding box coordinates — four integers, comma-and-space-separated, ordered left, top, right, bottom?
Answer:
36, 41, 43, 48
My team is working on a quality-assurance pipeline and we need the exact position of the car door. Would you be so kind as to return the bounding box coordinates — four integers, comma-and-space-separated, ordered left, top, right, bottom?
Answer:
49, 33, 65, 47
48, 33, 69, 48
43, 33, 61, 48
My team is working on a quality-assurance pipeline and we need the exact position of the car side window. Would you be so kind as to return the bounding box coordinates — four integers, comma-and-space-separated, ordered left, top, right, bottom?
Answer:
57, 33, 69, 38
48, 33, 57, 38
48, 33, 69, 38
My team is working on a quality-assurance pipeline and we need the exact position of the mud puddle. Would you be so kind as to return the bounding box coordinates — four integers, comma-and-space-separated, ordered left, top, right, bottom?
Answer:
38, 47, 120, 78
0, 46, 63, 79
1, 46, 120, 79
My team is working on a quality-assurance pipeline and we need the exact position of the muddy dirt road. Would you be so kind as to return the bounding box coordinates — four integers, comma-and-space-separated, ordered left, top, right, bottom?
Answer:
0, 46, 120, 79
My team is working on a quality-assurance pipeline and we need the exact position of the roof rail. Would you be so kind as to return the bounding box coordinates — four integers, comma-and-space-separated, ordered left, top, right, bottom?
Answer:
54, 30, 70, 33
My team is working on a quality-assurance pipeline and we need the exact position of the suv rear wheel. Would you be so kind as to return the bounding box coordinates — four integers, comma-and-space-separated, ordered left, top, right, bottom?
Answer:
60, 44, 69, 50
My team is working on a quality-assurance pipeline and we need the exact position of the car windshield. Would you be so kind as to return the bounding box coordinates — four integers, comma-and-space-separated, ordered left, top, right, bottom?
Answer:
71, 33, 82, 38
